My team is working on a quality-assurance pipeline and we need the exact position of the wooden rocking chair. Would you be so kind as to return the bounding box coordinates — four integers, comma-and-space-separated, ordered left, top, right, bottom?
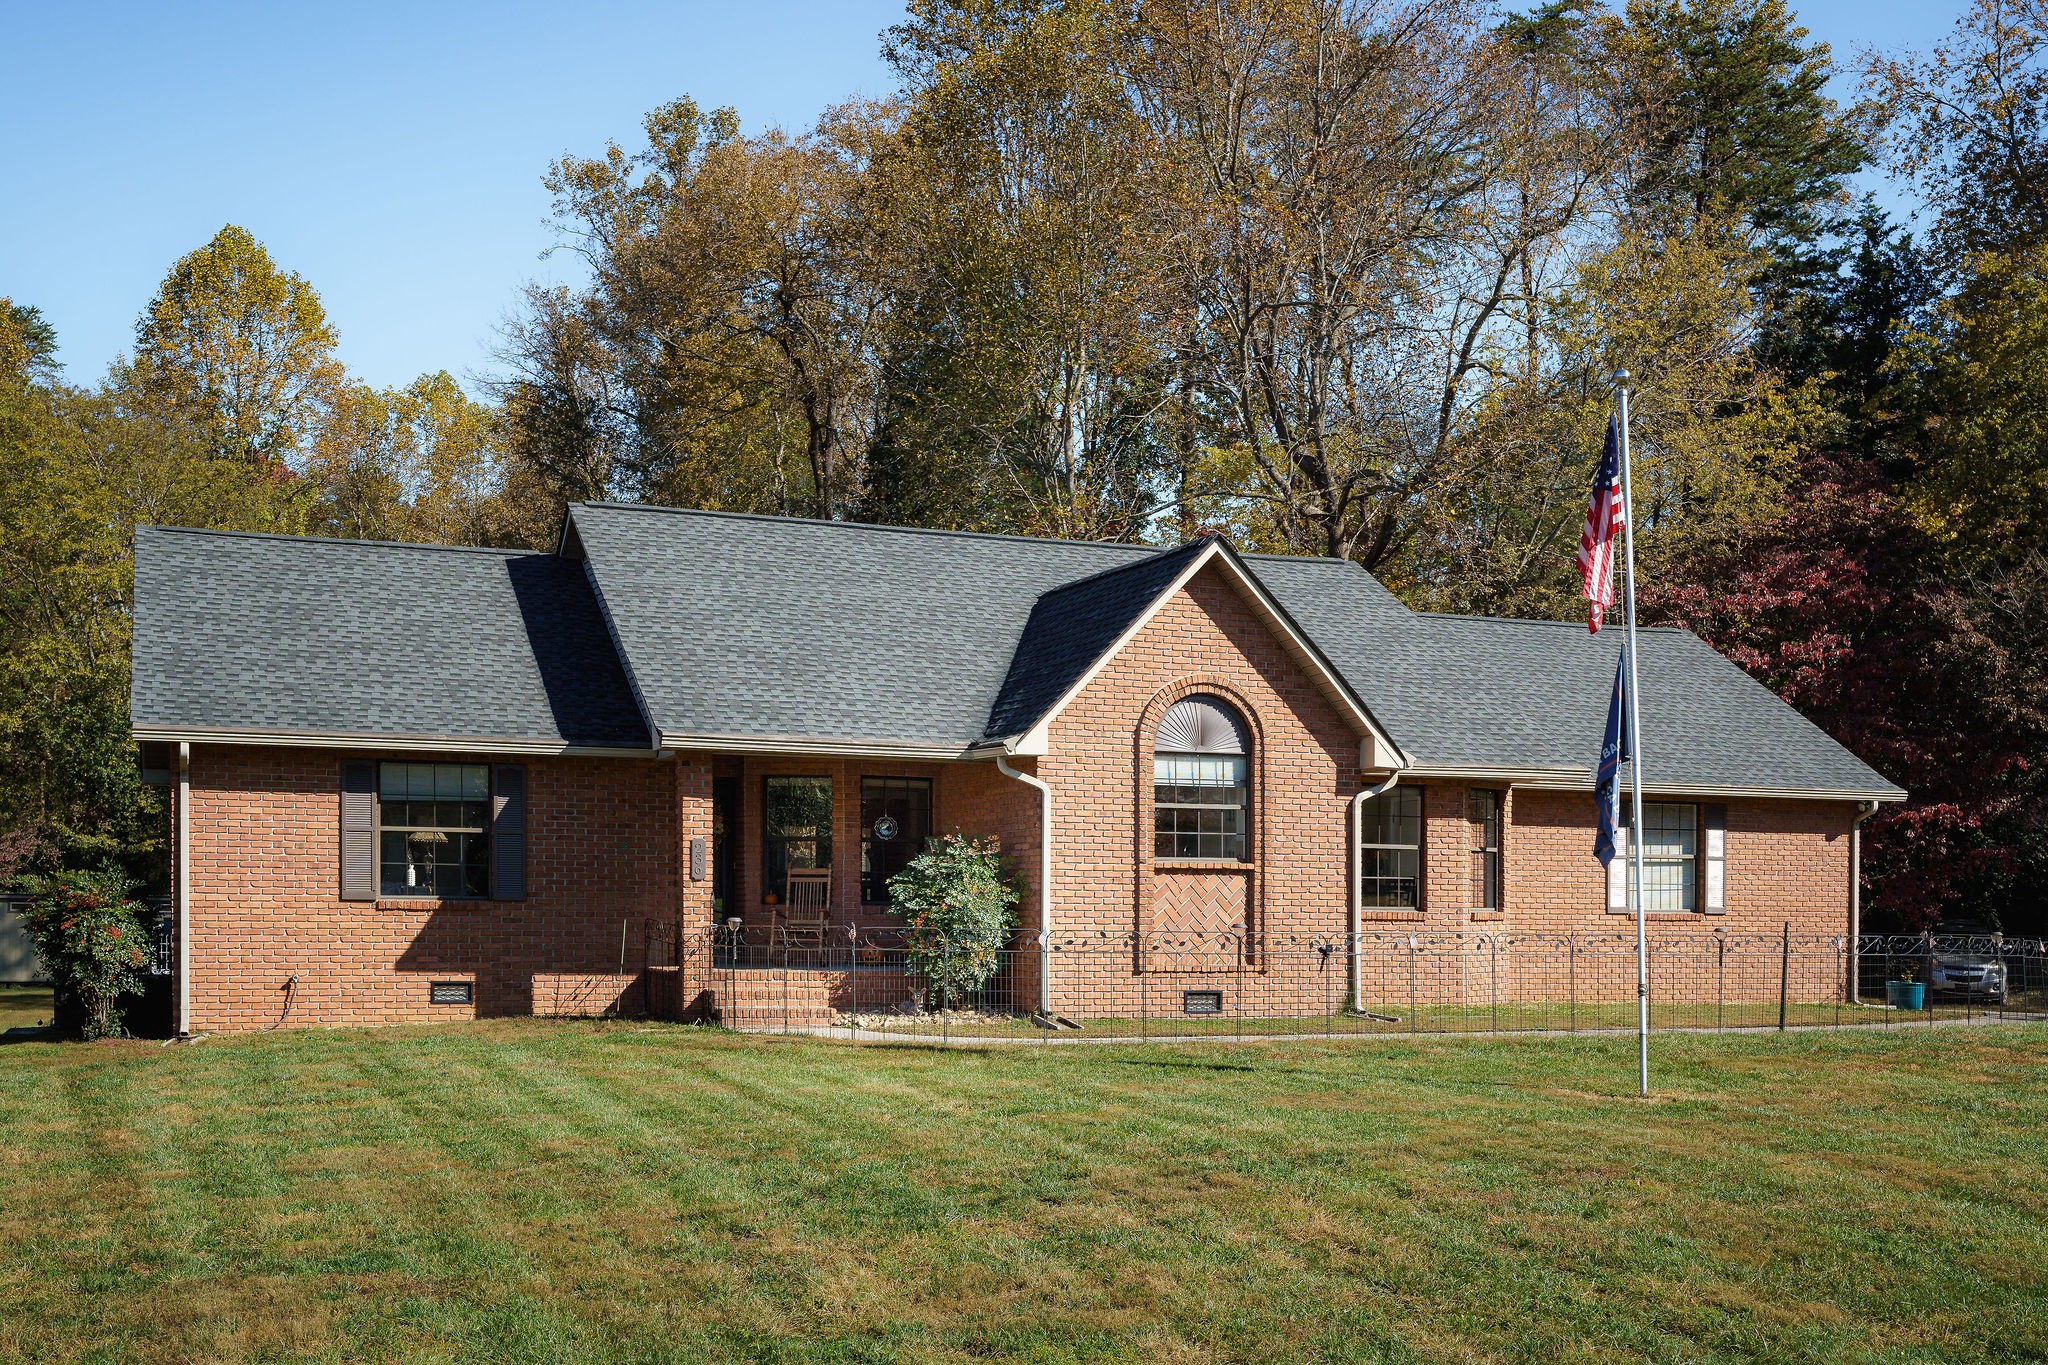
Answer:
774, 868, 831, 963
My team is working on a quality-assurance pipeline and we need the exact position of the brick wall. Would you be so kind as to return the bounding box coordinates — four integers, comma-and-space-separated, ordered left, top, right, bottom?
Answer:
1040, 563, 1359, 1015
182, 745, 688, 1032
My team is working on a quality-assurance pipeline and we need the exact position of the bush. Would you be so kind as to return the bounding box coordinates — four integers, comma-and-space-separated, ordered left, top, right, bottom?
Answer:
16, 868, 150, 1039
886, 835, 1019, 1006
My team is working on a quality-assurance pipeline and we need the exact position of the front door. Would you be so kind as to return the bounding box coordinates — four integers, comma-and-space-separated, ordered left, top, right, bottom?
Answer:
860, 777, 932, 906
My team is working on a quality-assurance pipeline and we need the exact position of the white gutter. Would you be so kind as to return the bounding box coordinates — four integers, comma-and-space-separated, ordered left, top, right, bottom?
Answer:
176, 741, 190, 1039
996, 753, 1054, 1016
664, 730, 977, 761
133, 725, 658, 759
1432, 768, 1906, 804
1849, 798, 1880, 1003
1348, 771, 1402, 1009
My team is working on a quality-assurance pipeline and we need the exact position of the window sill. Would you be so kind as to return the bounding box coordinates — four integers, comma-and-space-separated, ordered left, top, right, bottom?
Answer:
1604, 908, 1707, 918
1468, 910, 1504, 922
1152, 859, 1255, 871
375, 898, 508, 912
1359, 909, 1424, 922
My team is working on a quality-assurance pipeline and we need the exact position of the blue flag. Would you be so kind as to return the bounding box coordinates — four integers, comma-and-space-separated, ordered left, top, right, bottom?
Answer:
1595, 649, 1631, 866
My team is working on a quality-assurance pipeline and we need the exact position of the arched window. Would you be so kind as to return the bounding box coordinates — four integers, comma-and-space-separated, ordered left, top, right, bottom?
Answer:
1153, 696, 1249, 861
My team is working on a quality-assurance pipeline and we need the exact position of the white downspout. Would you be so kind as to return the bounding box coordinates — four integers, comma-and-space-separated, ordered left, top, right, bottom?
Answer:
996, 753, 1054, 1016
176, 741, 191, 1038
1849, 799, 1879, 1004
1348, 771, 1402, 1010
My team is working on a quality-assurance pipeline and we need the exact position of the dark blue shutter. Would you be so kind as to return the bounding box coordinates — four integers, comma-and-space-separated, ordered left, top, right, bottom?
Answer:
340, 761, 377, 901
492, 765, 527, 901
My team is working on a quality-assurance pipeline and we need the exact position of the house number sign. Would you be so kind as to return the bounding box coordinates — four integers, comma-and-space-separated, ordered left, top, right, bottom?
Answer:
872, 815, 899, 841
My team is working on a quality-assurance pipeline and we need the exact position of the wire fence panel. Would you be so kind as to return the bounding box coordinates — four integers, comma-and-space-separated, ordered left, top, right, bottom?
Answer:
650, 925, 2048, 1044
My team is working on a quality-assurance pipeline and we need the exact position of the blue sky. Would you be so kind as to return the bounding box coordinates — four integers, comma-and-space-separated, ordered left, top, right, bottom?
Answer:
2, 0, 1962, 393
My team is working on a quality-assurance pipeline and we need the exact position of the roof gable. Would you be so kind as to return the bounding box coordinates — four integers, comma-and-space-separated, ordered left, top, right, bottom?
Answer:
987, 537, 1405, 766
983, 540, 1209, 742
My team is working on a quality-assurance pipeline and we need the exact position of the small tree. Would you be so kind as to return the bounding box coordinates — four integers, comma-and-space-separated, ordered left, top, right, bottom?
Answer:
886, 835, 1019, 1007
16, 869, 150, 1039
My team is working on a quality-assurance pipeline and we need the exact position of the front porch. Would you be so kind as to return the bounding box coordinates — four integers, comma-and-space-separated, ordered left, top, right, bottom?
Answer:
699, 752, 1040, 957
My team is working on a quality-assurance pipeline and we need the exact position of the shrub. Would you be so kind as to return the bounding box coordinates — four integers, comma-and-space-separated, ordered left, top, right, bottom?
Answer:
886, 835, 1019, 1006
16, 868, 150, 1039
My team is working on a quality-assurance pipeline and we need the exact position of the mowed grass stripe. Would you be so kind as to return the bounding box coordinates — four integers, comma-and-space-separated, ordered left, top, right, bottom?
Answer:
0, 1022, 2043, 1363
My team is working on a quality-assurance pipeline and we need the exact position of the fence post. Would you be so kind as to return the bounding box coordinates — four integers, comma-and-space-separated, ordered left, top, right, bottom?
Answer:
1408, 936, 1419, 1034
1235, 932, 1245, 1041
1568, 932, 1577, 1034
1489, 935, 1499, 1034
1325, 942, 1334, 1038
1778, 921, 1790, 1032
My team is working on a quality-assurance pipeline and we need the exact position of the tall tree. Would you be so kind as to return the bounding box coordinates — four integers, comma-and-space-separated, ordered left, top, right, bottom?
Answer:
1604, 0, 1865, 251
128, 224, 344, 467
1123, 0, 1540, 563
0, 300, 60, 382
309, 372, 506, 546
523, 96, 895, 520
1867, 0, 2048, 260
0, 302, 307, 888
870, 0, 1175, 540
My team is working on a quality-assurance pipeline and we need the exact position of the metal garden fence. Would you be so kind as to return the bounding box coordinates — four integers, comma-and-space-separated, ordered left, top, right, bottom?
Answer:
654, 924, 2048, 1044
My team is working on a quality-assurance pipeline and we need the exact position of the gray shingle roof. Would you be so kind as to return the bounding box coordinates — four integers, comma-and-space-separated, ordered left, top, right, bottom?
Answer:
129, 505, 1901, 799
1314, 612, 1900, 796
567, 504, 1413, 750
131, 526, 649, 749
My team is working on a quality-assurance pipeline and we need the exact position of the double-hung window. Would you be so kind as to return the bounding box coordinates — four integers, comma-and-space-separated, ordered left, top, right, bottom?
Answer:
1358, 786, 1422, 909
379, 762, 490, 898
1152, 696, 1250, 861
1635, 802, 1697, 912
1469, 789, 1503, 911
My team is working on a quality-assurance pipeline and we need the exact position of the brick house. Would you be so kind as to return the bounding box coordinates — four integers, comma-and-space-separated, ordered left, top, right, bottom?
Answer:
130, 505, 1903, 1033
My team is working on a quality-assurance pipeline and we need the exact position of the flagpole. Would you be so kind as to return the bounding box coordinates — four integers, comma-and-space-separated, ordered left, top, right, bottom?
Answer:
1615, 370, 1650, 1098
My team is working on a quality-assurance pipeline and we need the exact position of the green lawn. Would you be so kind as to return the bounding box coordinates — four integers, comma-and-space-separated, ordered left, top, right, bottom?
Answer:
0, 1021, 2043, 1364
0, 985, 52, 1033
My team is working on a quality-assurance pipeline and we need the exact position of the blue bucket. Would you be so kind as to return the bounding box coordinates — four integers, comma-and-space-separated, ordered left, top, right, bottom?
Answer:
1886, 980, 1925, 1010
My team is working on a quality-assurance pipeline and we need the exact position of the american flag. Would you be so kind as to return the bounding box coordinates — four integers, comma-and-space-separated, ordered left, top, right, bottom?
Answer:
1577, 417, 1625, 632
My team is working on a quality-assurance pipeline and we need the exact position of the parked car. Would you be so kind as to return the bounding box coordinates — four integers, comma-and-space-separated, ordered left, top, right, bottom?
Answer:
1926, 952, 2008, 1004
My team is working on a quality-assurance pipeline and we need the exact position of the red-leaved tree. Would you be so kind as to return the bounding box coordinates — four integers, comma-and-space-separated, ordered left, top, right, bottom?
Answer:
1648, 454, 2047, 931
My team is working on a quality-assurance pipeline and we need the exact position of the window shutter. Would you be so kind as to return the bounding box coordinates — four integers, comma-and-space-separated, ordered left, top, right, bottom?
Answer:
492, 765, 527, 901
340, 761, 377, 901
1701, 803, 1727, 914
1606, 826, 1629, 911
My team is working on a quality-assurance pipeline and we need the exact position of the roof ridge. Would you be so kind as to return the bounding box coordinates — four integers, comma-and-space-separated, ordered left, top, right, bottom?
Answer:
136, 525, 540, 558
576, 502, 1182, 556
1030, 536, 1211, 598
574, 502, 1378, 569
1416, 610, 1691, 634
